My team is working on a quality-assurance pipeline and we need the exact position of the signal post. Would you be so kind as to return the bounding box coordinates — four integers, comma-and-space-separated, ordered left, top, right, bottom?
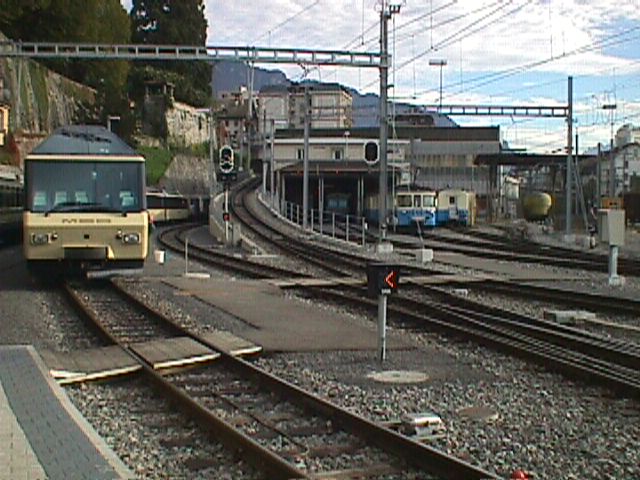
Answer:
367, 262, 400, 362
219, 145, 236, 243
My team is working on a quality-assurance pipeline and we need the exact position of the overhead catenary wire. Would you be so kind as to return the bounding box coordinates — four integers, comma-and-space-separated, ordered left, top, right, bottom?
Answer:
251, 0, 321, 45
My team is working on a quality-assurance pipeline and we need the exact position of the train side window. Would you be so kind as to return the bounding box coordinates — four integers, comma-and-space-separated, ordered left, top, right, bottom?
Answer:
413, 195, 421, 208
397, 194, 411, 208
423, 195, 435, 207
449, 196, 455, 205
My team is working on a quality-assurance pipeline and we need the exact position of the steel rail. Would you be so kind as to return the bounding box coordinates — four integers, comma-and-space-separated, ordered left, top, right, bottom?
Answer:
307, 286, 640, 399
64, 279, 497, 479
62, 281, 309, 479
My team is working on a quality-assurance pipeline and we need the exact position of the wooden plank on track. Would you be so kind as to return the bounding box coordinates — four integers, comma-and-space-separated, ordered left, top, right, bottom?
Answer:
201, 330, 262, 356
311, 463, 398, 479
130, 336, 219, 370
40, 346, 141, 385
267, 277, 364, 288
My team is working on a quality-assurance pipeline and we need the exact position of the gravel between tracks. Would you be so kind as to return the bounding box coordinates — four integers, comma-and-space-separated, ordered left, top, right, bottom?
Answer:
4, 199, 639, 479
116, 274, 640, 480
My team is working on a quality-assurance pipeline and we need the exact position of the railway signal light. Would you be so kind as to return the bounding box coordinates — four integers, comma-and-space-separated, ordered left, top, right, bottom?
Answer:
222, 211, 230, 222
366, 262, 400, 297
219, 145, 234, 175
363, 141, 379, 165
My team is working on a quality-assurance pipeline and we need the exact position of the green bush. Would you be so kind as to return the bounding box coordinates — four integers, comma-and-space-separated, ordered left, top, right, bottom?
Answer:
138, 146, 173, 186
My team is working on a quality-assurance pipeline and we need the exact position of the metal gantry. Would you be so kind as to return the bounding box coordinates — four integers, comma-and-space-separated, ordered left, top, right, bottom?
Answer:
425, 104, 569, 118
0, 41, 383, 68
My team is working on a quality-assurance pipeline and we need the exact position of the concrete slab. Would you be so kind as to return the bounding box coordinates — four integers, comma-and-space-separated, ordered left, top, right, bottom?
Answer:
164, 277, 412, 352
457, 405, 500, 422
365, 370, 429, 384
0, 346, 133, 479
543, 309, 597, 325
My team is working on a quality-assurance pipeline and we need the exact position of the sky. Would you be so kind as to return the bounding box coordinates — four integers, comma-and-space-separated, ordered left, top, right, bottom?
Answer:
120, 0, 640, 154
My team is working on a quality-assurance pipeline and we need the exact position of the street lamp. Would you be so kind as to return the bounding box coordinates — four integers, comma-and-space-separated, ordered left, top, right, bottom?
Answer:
429, 59, 447, 110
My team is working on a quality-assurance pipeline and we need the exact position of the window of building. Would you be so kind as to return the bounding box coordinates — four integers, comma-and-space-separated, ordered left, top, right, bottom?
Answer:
297, 149, 304, 160
333, 149, 344, 160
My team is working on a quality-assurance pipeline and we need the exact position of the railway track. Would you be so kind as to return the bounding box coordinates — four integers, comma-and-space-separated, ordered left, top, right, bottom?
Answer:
295, 284, 640, 399
221, 181, 640, 400
408, 226, 640, 276
62, 279, 496, 479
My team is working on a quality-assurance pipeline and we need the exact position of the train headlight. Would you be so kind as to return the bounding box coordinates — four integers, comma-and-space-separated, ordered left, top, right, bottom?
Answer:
31, 233, 49, 245
122, 232, 141, 244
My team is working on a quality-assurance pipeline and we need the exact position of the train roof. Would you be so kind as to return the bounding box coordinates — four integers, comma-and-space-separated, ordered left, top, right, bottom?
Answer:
30, 125, 139, 157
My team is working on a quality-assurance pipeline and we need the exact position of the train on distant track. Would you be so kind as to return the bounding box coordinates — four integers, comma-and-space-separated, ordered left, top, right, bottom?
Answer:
23, 125, 149, 274
147, 190, 192, 224
362, 188, 476, 228
0, 171, 23, 244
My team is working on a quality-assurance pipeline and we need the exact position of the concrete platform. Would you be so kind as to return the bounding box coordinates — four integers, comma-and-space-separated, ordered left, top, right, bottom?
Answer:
164, 277, 413, 352
0, 346, 133, 479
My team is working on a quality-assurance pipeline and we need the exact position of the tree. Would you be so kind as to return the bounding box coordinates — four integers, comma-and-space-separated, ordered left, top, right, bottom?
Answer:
129, 0, 210, 106
0, 0, 52, 40
0, 0, 132, 132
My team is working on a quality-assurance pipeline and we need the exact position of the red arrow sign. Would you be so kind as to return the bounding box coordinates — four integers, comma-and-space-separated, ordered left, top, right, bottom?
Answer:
384, 270, 397, 289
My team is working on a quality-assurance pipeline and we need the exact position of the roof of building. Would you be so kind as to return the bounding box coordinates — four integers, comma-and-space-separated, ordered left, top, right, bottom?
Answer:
259, 82, 350, 95
30, 125, 138, 156
275, 126, 499, 142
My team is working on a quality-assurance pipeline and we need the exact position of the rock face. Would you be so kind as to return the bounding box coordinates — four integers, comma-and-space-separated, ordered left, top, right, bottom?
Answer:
159, 154, 212, 196
0, 32, 97, 165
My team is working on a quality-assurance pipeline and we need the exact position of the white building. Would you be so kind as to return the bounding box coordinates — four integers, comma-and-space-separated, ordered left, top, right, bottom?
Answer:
257, 83, 353, 135
615, 123, 640, 147
607, 142, 640, 195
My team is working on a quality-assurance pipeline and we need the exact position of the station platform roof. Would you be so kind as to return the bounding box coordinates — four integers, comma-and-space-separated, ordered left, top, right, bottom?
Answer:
475, 152, 597, 167
280, 160, 397, 175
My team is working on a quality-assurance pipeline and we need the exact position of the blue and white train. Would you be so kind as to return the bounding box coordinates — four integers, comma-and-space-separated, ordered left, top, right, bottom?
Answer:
394, 190, 437, 228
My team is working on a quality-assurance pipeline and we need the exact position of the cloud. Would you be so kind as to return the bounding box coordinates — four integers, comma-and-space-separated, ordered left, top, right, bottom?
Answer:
119, 0, 640, 149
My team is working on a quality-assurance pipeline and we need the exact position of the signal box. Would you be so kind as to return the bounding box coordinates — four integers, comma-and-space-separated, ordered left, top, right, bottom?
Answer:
366, 262, 400, 297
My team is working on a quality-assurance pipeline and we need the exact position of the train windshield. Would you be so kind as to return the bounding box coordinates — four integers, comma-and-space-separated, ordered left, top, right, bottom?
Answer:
25, 160, 145, 214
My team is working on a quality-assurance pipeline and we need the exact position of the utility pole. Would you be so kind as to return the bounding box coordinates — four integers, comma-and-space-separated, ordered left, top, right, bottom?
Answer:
378, 1, 401, 245
565, 76, 573, 236
262, 110, 267, 195
247, 63, 255, 173
596, 142, 602, 205
303, 86, 311, 230
270, 118, 275, 208
602, 103, 617, 197
209, 63, 218, 200
429, 59, 447, 111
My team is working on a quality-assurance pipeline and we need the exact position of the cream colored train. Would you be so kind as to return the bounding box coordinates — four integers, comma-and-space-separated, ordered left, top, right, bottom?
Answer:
23, 125, 149, 275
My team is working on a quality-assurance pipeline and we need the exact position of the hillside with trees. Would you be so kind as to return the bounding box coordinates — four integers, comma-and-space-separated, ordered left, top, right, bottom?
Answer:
0, 0, 210, 140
